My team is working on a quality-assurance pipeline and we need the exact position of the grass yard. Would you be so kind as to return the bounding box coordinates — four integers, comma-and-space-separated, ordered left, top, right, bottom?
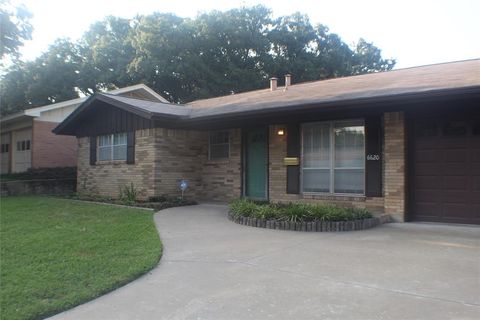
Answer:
0, 196, 162, 320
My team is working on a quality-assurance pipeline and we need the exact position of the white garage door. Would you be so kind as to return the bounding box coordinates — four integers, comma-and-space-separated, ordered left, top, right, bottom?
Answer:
13, 129, 32, 173
1, 133, 10, 174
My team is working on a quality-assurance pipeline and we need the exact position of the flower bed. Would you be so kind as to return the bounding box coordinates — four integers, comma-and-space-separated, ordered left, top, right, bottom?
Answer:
228, 199, 388, 232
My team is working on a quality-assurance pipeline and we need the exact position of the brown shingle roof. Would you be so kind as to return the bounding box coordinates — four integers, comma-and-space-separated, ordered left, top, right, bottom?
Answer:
186, 59, 480, 118
54, 59, 480, 134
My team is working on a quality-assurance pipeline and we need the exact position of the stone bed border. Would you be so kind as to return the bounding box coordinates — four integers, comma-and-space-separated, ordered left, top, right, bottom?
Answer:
228, 212, 392, 232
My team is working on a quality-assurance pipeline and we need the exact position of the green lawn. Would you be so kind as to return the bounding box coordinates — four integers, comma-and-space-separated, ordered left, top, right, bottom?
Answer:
0, 196, 162, 320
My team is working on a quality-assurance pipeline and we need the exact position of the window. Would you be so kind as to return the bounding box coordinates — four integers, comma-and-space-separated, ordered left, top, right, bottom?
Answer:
0, 144, 9, 153
16, 140, 30, 151
302, 120, 365, 195
98, 133, 127, 161
209, 131, 229, 160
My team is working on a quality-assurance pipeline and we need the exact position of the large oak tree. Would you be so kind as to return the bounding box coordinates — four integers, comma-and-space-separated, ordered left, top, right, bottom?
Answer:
0, 5, 395, 115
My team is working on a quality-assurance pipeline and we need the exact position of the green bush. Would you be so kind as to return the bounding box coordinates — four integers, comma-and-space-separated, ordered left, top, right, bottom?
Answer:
119, 183, 139, 204
0, 167, 77, 181
253, 204, 278, 220
229, 198, 259, 218
229, 199, 373, 222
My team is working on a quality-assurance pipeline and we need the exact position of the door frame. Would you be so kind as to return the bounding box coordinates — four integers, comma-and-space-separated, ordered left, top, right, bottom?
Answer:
242, 126, 269, 201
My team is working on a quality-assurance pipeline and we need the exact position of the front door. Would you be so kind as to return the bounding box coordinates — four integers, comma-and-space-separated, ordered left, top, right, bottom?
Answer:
244, 128, 268, 200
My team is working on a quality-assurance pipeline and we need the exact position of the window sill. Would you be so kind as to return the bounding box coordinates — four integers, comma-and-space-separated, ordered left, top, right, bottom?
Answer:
205, 158, 231, 165
94, 160, 127, 166
302, 193, 366, 202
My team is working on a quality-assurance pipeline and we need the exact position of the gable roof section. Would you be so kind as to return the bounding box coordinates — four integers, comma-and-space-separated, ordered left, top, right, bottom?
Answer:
52, 93, 191, 135
1, 84, 168, 126
53, 59, 480, 135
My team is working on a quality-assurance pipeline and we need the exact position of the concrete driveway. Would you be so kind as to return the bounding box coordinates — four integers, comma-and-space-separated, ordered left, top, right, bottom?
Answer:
50, 204, 480, 320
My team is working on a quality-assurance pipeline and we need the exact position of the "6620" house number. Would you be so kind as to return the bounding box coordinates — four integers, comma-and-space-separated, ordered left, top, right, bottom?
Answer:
366, 154, 380, 161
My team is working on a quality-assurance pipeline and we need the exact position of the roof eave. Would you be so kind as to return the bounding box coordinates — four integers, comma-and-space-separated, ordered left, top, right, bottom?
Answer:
184, 85, 480, 124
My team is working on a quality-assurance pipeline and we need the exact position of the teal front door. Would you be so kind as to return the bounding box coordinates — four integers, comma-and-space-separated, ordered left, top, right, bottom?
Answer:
245, 128, 268, 200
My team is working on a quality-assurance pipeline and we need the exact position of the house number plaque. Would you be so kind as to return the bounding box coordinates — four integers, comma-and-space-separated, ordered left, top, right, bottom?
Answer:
366, 154, 380, 161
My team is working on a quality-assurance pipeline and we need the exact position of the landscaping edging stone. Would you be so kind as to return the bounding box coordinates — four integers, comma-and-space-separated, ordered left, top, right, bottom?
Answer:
227, 212, 392, 232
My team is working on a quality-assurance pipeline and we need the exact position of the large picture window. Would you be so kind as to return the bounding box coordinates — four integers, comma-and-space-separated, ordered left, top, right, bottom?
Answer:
209, 131, 230, 160
98, 133, 127, 161
302, 120, 365, 194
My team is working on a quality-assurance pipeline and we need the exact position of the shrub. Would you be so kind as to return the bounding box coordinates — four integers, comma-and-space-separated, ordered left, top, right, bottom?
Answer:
229, 198, 258, 218
229, 199, 373, 222
119, 183, 139, 204
253, 204, 278, 220
0, 167, 77, 181
148, 195, 168, 202
277, 203, 310, 222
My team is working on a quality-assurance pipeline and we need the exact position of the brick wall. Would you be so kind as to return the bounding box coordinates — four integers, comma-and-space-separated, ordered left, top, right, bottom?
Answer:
32, 120, 77, 169
76, 115, 406, 220
77, 129, 156, 199
153, 128, 241, 201
77, 127, 242, 202
383, 112, 406, 221
153, 128, 203, 199
199, 128, 242, 201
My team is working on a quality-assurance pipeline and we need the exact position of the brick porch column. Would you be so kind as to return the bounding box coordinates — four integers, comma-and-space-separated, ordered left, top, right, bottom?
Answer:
384, 112, 406, 221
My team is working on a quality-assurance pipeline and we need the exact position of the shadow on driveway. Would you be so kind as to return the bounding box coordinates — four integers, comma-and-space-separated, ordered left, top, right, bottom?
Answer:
50, 204, 480, 320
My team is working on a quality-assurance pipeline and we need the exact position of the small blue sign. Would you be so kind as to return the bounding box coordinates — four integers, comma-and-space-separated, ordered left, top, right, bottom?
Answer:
179, 180, 188, 191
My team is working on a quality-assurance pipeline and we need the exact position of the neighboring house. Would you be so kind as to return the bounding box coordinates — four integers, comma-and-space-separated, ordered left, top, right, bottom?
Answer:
0, 84, 167, 173
54, 59, 480, 224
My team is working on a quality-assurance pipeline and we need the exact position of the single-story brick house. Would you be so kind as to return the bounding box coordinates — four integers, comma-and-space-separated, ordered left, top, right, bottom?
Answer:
54, 59, 480, 224
0, 84, 167, 173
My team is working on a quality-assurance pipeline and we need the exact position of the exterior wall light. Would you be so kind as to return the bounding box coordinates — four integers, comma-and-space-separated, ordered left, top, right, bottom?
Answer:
277, 129, 285, 136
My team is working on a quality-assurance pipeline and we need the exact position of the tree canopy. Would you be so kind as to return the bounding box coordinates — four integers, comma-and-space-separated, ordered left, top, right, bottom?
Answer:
0, 0, 33, 61
0, 5, 395, 116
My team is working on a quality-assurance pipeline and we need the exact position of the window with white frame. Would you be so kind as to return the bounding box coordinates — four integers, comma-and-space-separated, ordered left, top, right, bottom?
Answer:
1, 143, 9, 153
16, 140, 30, 151
302, 120, 365, 194
98, 133, 127, 161
208, 131, 230, 160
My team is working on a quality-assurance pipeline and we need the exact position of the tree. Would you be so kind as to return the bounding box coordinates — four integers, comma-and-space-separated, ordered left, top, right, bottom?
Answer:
267, 12, 318, 83
128, 13, 195, 102
76, 16, 137, 95
351, 38, 395, 74
25, 39, 81, 106
0, 5, 396, 115
0, 0, 33, 60
190, 5, 272, 99
0, 62, 29, 114
0, 39, 80, 115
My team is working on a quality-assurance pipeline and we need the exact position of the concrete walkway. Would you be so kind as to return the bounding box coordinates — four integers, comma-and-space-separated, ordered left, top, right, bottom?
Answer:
50, 204, 480, 320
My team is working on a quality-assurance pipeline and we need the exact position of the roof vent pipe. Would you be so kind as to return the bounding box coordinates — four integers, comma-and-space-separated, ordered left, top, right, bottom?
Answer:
269, 77, 278, 91
285, 74, 292, 88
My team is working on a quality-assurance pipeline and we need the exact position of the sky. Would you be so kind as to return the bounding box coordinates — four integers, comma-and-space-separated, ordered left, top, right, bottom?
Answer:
12, 0, 480, 69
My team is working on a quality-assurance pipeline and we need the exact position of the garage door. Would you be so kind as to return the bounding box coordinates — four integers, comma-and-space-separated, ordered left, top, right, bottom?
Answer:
411, 116, 480, 224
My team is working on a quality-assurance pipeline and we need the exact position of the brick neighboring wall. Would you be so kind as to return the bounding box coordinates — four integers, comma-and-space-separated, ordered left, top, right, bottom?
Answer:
268, 124, 386, 215
32, 120, 77, 168
383, 112, 406, 221
77, 129, 156, 199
